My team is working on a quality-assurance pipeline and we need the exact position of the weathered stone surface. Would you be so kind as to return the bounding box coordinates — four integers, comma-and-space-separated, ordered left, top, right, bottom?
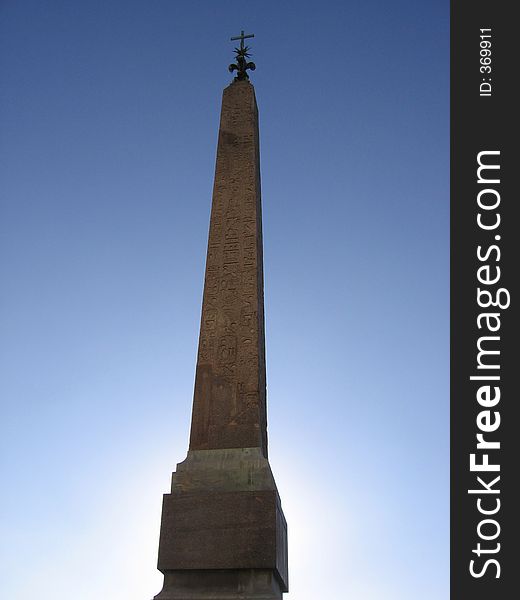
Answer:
189, 80, 267, 457
154, 569, 283, 600
154, 80, 288, 599
157, 448, 288, 591
158, 490, 279, 570
171, 448, 277, 493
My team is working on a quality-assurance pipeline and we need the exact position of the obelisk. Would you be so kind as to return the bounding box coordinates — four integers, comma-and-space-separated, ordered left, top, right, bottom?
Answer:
153, 33, 288, 600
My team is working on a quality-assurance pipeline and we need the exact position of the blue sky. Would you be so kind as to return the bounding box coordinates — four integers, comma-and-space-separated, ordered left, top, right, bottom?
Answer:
0, 1, 448, 598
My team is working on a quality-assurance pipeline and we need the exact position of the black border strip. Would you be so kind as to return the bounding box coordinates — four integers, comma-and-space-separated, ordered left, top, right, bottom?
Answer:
451, 1, 518, 597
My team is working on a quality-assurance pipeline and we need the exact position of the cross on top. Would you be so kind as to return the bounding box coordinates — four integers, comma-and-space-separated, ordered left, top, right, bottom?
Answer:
228, 30, 256, 81
230, 30, 254, 51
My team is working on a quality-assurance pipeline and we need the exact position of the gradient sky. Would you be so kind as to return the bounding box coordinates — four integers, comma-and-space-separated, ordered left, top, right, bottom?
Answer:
0, 1, 449, 599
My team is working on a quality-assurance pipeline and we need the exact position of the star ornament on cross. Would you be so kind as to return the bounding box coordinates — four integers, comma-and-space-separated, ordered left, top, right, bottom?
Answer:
229, 30, 256, 81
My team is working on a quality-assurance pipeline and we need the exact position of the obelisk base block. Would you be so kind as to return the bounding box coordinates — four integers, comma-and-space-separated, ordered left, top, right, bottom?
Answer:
153, 569, 283, 600
155, 449, 288, 598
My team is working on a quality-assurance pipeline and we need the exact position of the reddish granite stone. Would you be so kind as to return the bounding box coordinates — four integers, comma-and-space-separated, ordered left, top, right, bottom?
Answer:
154, 81, 288, 600
189, 81, 268, 457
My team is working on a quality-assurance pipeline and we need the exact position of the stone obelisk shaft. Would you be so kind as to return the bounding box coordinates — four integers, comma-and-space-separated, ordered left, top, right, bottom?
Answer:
190, 80, 268, 456
154, 79, 288, 600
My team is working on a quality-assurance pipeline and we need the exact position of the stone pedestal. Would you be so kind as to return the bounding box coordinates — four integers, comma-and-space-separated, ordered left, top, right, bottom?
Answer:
154, 449, 288, 599
154, 569, 283, 600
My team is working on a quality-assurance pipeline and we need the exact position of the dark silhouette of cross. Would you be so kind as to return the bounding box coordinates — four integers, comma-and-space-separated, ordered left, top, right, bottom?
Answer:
230, 30, 254, 51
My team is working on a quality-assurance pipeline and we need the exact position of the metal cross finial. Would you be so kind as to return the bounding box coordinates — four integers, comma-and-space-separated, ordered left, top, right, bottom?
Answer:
230, 30, 254, 51
229, 30, 256, 81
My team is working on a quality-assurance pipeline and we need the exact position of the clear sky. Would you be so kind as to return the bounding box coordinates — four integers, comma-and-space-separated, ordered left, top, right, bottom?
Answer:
0, 1, 448, 599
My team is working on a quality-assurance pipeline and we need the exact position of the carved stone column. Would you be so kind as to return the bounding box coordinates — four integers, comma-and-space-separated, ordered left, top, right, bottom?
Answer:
154, 81, 288, 600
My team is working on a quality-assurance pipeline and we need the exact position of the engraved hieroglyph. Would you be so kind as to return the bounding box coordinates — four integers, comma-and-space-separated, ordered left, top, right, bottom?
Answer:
189, 80, 268, 456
